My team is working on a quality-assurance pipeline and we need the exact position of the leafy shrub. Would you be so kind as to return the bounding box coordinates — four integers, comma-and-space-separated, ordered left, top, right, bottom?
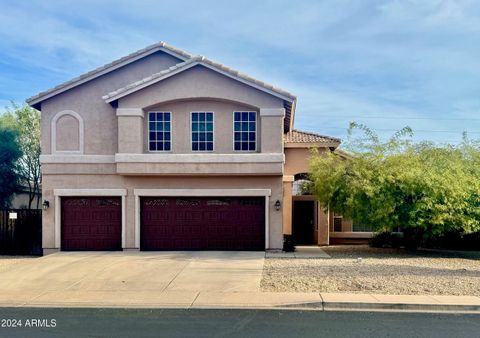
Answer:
369, 232, 404, 248
310, 123, 480, 244
422, 231, 480, 251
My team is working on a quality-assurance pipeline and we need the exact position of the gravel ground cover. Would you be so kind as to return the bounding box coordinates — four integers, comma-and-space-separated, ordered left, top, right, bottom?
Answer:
261, 245, 480, 296
0, 256, 37, 274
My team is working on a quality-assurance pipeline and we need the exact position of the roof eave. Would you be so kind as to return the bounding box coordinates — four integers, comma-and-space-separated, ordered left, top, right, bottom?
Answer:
103, 60, 296, 105
103, 60, 199, 103
284, 142, 341, 148
26, 44, 191, 108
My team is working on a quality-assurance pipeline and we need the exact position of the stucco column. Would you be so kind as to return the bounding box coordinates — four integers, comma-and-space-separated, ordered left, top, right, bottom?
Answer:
260, 108, 285, 153
282, 175, 294, 235
117, 108, 144, 153
124, 188, 138, 250
317, 203, 329, 245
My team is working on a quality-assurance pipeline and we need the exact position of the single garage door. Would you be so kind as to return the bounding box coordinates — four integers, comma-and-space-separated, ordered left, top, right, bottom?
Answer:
61, 197, 122, 251
141, 197, 265, 250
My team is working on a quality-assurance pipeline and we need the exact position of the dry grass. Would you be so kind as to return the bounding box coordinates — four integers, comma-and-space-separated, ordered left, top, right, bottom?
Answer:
261, 245, 480, 296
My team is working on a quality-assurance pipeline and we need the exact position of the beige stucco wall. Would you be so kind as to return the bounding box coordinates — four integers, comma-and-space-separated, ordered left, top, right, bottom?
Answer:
118, 65, 284, 111
282, 179, 293, 235
116, 162, 283, 176
284, 148, 333, 245
284, 147, 328, 176
38, 50, 293, 253
261, 116, 283, 153
40, 51, 183, 155
42, 173, 284, 251
118, 116, 144, 153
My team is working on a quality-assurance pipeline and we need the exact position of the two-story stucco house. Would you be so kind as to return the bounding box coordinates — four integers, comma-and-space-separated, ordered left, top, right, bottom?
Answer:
27, 42, 372, 255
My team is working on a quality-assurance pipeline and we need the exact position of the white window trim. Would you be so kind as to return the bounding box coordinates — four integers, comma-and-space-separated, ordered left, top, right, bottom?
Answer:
190, 111, 215, 152
53, 189, 127, 250
133, 189, 271, 249
147, 111, 173, 152
232, 111, 257, 152
51, 110, 84, 154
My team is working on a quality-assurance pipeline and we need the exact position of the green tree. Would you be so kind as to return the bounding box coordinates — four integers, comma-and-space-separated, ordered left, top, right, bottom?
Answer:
1, 103, 41, 209
0, 126, 22, 208
309, 123, 480, 246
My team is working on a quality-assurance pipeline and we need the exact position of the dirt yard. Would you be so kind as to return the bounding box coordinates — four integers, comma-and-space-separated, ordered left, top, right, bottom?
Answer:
261, 245, 480, 296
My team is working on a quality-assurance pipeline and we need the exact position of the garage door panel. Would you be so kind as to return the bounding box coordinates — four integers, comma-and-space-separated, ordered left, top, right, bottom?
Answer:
141, 196, 265, 251
61, 197, 122, 251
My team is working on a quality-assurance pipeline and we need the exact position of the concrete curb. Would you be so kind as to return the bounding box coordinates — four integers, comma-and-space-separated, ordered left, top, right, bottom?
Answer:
1, 292, 480, 313
321, 301, 480, 313
317, 293, 480, 313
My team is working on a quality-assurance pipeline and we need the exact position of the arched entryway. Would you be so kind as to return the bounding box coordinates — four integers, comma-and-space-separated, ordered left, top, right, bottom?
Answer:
292, 173, 317, 245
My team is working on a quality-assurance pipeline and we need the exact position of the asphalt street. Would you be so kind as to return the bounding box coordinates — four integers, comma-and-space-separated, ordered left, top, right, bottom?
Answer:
0, 308, 479, 338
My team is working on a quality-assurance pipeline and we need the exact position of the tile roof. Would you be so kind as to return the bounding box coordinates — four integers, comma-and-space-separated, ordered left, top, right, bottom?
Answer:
284, 129, 341, 144
334, 148, 354, 158
26, 41, 297, 132
102, 55, 296, 102
26, 42, 192, 107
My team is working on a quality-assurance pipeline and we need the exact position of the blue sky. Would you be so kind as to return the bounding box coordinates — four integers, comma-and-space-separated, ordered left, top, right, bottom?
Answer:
1, 0, 480, 143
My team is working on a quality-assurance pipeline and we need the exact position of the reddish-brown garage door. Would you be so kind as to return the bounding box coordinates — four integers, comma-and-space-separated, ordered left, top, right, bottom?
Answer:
61, 197, 122, 251
141, 197, 265, 250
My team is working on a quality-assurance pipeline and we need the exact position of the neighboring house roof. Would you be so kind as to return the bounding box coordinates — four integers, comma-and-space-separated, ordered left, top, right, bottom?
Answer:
284, 129, 341, 147
26, 42, 192, 108
102, 55, 297, 132
334, 148, 354, 158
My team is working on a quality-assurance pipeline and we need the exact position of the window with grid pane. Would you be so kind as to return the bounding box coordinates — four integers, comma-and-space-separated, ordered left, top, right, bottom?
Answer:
191, 112, 214, 151
148, 112, 171, 151
234, 111, 256, 151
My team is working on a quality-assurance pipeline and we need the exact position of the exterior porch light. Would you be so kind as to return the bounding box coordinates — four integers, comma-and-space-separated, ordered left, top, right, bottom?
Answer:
274, 200, 281, 211
42, 200, 50, 210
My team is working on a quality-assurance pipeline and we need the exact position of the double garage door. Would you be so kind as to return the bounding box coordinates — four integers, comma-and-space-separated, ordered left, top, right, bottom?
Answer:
61, 196, 265, 251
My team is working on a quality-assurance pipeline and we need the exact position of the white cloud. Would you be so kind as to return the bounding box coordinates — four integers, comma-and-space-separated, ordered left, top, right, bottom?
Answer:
0, 0, 479, 143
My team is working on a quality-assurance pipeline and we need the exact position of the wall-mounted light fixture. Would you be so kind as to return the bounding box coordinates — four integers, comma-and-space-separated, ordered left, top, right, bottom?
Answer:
42, 200, 50, 210
274, 200, 281, 211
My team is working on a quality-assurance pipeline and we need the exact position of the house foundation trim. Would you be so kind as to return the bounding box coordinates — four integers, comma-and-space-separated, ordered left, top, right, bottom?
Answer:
53, 189, 128, 249
133, 188, 272, 249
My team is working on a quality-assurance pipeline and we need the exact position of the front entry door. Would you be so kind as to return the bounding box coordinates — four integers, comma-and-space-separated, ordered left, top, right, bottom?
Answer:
292, 201, 315, 245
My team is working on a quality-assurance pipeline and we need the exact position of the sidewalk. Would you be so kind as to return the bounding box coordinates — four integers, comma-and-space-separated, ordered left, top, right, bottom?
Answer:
2, 291, 479, 313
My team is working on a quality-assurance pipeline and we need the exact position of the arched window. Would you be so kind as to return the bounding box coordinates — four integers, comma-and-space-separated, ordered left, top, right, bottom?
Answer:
292, 173, 313, 196
51, 110, 84, 153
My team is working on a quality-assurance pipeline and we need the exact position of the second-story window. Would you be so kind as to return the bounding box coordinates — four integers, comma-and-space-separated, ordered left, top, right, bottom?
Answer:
191, 112, 214, 151
148, 111, 171, 151
234, 111, 256, 151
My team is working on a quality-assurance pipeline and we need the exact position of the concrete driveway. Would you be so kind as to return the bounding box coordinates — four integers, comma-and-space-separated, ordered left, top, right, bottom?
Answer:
0, 251, 265, 307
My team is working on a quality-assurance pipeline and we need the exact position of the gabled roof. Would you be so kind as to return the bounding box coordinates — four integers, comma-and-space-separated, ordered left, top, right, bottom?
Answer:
102, 55, 297, 132
102, 55, 296, 103
26, 42, 192, 108
284, 129, 341, 147
26, 41, 298, 132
